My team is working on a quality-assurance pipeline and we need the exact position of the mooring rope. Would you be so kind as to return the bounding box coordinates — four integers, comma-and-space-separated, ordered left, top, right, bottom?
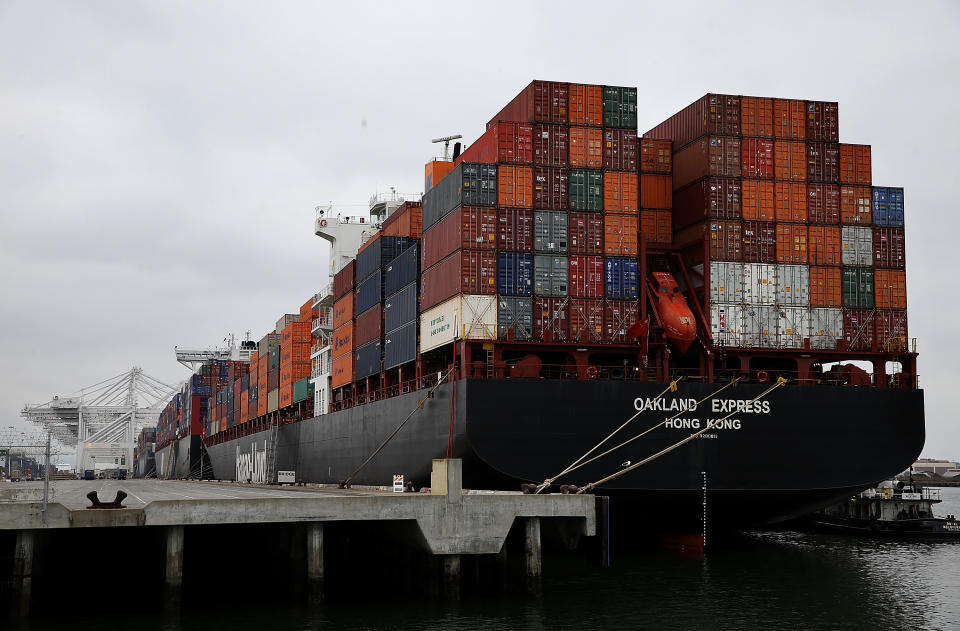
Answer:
576, 377, 787, 495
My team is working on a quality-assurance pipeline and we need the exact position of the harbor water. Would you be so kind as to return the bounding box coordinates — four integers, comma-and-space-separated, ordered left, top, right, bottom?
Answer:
15, 488, 960, 631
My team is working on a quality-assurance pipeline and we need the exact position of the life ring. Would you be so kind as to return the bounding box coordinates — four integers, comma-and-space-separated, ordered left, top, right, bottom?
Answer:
319, 219, 328, 227
585, 365, 598, 379
756, 370, 769, 383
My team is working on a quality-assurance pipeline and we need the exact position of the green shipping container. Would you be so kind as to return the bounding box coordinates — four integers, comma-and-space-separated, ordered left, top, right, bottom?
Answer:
293, 378, 314, 403
842, 267, 875, 308
603, 86, 638, 129
268, 347, 280, 371
569, 169, 603, 211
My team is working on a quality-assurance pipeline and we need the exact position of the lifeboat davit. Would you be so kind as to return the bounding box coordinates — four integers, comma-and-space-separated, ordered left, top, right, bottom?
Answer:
650, 272, 697, 353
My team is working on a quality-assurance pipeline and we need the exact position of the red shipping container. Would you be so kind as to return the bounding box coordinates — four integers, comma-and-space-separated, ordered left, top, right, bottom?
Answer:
381, 200, 422, 239
672, 177, 741, 228
422, 206, 497, 269
742, 179, 775, 221
640, 138, 672, 174
421, 250, 497, 310
532, 124, 568, 167
742, 220, 776, 263
808, 225, 842, 266
489, 80, 569, 127
569, 126, 603, 168
498, 165, 533, 208
643, 93, 740, 150
568, 212, 604, 255
568, 83, 603, 126
839, 144, 871, 186
355, 305, 382, 346
569, 298, 605, 343
806, 142, 839, 182
640, 174, 672, 210
840, 186, 872, 225
873, 227, 905, 269
675, 220, 742, 261
673, 136, 741, 190
805, 101, 839, 142
640, 210, 672, 245
533, 297, 569, 342
776, 223, 808, 264
569, 255, 604, 298
774, 181, 807, 223
603, 214, 639, 256
604, 299, 640, 343
457, 122, 533, 166
334, 260, 356, 301
605, 171, 639, 213
741, 96, 774, 137
810, 266, 842, 307
603, 129, 638, 171
741, 137, 774, 179
843, 308, 875, 352
875, 269, 907, 309
533, 166, 568, 210
497, 208, 534, 251
773, 99, 805, 139
333, 294, 354, 329
875, 309, 908, 352
807, 183, 840, 224
774, 140, 806, 181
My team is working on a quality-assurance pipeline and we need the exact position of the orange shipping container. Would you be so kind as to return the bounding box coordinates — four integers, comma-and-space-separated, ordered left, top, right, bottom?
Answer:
742, 179, 775, 220
498, 165, 533, 208
875, 269, 907, 309
603, 214, 639, 256
604, 171, 639, 213
280, 343, 310, 366
333, 294, 354, 329
425, 160, 454, 192
808, 225, 842, 265
280, 361, 310, 390
741, 96, 774, 137
569, 126, 603, 168
776, 223, 808, 263
810, 266, 842, 307
839, 144, 872, 186
774, 181, 807, 222
331, 353, 355, 389
300, 297, 318, 323
773, 99, 805, 139
240, 399, 249, 424
568, 84, 603, 126
640, 138, 672, 174
279, 384, 294, 409
640, 174, 672, 210
840, 186, 872, 224
332, 322, 355, 360
256, 392, 267, 418
774, 140, 807, 181
382, 201, 423, 239
281, 320, 311, 345
257, 355, 269, 395
640, 210, 672, 245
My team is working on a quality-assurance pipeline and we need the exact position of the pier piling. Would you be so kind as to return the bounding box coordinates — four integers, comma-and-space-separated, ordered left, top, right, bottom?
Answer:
164, 525, 184, 611
12, 529, 34, 617
442, 554, 461, 600
524, 517, 542, 597
307, 522, 325, 605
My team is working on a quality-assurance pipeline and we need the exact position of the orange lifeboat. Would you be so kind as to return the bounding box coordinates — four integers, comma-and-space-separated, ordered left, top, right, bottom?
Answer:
650, 272, 697, 353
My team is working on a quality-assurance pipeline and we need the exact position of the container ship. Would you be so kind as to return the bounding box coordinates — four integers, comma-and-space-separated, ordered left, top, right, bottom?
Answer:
149, 82, 923, 532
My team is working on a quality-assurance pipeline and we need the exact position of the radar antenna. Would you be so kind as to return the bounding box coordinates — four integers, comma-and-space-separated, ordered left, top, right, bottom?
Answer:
432, 134, 463, 161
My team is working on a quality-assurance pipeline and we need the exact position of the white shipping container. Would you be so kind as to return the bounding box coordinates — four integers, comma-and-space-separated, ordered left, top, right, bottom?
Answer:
777, 264, 810, 306
777, 307, 809, 349
742, 305, 779, 347
842, 226, 873, 266
710, 303, 744, 347
420, 294, 497, 352
743, 263, 778, 305
809, 307, 843, 350
710, 261, 744, 304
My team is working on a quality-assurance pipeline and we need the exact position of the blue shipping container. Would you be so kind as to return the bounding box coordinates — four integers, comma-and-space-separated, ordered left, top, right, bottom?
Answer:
385, 242, 420, 296
356, 268, 384, 314
497, 252, 534, 296
355, 339, 382, 380
356, 235, 411, 283
872, 187, 904, 227
385, 282, 419, 333
498, 296, 533, 341
384, 321, 417, 369
605, 257, 639, 299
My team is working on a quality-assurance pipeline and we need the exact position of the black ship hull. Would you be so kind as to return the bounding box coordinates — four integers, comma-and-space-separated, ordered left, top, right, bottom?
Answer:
204, 379, 925, 531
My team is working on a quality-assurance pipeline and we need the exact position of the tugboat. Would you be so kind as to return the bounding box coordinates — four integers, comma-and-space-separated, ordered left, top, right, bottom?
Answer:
803, 480, 960, 537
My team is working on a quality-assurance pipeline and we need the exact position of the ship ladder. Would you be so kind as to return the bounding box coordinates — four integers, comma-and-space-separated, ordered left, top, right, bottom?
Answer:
485, 349, 495, 379
575, 377, 787, 495
535, 376, 738, 493
265, 423, 280, 484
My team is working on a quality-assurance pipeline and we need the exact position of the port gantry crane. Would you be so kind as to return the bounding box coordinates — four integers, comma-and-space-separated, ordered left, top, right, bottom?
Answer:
20, 367, 180, 474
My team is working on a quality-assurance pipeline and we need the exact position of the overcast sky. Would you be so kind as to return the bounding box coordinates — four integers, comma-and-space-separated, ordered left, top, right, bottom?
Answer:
2, 1, 958, 462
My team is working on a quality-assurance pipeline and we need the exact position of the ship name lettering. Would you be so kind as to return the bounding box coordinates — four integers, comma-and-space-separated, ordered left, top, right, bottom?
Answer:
665, 418, 700, 429
634, 397, 698, 412
236, 440, 267, 484
711, 399, 770, 414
